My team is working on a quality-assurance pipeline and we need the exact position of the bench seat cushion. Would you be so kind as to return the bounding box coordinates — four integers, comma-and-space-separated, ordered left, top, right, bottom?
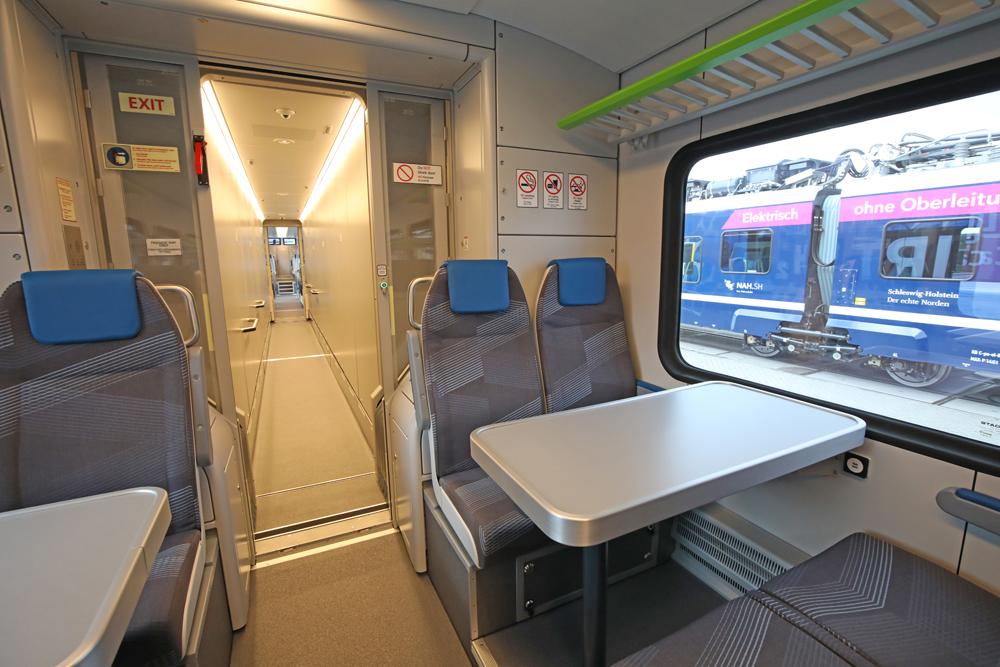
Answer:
440, 467, 549, 566
113, 529, 201, 667
760, 532, 1000, 667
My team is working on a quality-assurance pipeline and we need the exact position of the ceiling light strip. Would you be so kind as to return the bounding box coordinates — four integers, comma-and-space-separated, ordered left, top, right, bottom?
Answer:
556, 0, 870, 130
300, 99, 363, 222
201, 82, 266, 221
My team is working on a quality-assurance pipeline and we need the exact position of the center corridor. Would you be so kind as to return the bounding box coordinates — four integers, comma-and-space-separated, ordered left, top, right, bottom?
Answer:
251, 321, 386, 534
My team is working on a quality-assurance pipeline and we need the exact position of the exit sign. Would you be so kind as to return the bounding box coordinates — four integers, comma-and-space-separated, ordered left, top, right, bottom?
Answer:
118, 92, 175, 116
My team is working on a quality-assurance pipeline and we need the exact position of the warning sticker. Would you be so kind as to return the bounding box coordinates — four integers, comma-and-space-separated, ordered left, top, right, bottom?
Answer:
55, 178, 77, 222
103, 143, 181, 172
543, 172, 563, 209
568, 173, 588, 210
516, 169, 538, 208
146, 238, 182, 256
393, 163, 443, 185
119, 92, 175, 116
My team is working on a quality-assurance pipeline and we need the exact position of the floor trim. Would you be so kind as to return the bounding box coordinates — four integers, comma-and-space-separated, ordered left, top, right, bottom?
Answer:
255, 471, 376, 498
254, 508, 392, 555
253, 526, 398, 569
254, 503, 389, 540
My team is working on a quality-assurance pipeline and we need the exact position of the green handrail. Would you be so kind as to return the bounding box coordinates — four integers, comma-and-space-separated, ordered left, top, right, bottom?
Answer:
557, 0, 869, 130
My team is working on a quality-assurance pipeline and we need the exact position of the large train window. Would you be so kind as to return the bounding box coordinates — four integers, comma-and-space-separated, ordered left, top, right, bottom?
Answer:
720, 230, 772, 274
683, 236, 702, 283
661, 59, 1000, 473
880, 218, 981, 280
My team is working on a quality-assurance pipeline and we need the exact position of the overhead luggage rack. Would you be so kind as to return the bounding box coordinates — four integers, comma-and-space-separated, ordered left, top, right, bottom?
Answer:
558, 0, 1000, 148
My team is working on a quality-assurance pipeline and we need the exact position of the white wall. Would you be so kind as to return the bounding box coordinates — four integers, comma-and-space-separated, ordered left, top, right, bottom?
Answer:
203, 94, 270, 448
302, 106, 381, 432
615, 11, 1000, 583
0, 0, 100, 272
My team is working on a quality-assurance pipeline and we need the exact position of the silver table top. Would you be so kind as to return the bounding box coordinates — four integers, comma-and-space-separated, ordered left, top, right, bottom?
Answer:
471, 381, 865, 547
0, 487, 171, 667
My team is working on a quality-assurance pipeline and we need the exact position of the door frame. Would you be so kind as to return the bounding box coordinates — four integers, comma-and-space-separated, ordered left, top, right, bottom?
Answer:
366, 81, 456, 399
263, 220, 307, 322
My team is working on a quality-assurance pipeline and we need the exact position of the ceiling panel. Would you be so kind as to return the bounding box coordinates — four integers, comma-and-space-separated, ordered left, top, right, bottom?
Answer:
212, 81, 354, 219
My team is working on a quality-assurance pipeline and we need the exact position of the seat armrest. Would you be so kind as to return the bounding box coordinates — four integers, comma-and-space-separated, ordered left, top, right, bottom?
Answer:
937, 487, 1000, 537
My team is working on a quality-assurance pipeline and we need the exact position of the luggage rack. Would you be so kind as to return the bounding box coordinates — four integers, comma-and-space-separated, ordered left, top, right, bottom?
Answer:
558, 0, 1000, 148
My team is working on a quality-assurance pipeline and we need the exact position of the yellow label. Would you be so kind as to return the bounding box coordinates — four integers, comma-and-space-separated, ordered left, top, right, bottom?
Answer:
854, 297, 867, 306
55, 177, 76, 222
118, 92, 175, 116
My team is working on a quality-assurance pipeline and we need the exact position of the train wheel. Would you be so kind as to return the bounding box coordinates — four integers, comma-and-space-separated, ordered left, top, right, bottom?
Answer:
749, 339, 781, 358
885, 361, 951, 388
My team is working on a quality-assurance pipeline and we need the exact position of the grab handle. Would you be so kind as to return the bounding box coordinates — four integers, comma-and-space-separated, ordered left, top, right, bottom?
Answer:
155, 284, 200, 347
241, 318, 258, 333
407, 276, 433, 329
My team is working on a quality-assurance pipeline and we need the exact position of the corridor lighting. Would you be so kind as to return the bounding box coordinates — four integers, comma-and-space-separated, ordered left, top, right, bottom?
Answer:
276, 227, 289, 238
201, 81, 265, 221
300, 98, 363, 222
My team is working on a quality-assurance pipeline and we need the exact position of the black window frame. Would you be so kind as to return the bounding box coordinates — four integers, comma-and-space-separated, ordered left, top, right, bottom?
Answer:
682, 236, 703, 284
719, 228, 773, 275
659, 57, 1000, 476
878, 216, 982, 281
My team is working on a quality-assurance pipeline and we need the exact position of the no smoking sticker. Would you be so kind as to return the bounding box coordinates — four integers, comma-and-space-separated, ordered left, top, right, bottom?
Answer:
516, 169, 538, 208
568, 173, 588, 210
543, 172, 563, 209
393, 162, 443, 185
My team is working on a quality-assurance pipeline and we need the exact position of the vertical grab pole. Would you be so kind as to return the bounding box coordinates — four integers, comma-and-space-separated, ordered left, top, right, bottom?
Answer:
583, 542, 608, 667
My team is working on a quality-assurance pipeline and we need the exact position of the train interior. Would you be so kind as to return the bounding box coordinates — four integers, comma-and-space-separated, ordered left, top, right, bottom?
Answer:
0, 0, 999, 666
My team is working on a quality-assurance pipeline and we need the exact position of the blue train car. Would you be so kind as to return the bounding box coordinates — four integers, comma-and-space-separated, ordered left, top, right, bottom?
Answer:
828, 162, 1000, 385
681, 188, 818, 354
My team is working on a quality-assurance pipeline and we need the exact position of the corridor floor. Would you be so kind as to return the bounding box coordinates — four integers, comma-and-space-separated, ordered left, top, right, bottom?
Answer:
251, 320, 385, 533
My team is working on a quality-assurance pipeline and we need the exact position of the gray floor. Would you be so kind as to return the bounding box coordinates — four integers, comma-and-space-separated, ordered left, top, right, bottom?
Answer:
273, 294, 304, 320
252, 321, 384, 532
230, 531, 471, 666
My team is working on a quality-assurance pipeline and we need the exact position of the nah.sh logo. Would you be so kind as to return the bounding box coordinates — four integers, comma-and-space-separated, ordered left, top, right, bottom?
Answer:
724, 279, 735, 291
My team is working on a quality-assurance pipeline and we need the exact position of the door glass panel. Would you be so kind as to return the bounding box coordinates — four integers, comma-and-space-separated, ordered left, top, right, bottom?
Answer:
381, 94, 449, 380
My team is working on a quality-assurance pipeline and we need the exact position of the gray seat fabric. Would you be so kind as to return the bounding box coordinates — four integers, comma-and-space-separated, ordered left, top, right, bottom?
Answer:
113, 530, 201, 667
421, 264, 548, 565
536, 262, 636, 412
614, 533, 1000, 667
0, 277, 200, 667
439, 467, 548, 565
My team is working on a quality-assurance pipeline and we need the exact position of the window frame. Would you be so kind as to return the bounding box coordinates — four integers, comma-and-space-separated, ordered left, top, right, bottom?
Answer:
878, 216, 982, 282
719, 228, 773, 275
659, 57, 1000, 476
682, 235, 703, 284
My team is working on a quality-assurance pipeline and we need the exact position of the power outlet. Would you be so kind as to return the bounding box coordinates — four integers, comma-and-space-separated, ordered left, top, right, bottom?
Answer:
843, 452, 870, 479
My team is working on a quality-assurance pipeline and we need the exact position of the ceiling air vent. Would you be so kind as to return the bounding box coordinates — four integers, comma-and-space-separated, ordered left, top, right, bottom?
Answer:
251, 124, 316, 142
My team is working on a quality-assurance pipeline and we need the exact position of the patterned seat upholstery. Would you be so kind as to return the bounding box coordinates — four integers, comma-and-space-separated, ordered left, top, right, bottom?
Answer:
0, 274, 201, 667
536, 259, 637, 413
421, 261, 549, 567
614, 533, 1000, 667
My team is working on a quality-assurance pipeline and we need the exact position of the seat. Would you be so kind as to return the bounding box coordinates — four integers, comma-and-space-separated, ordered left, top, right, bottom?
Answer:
420, 260, 549, 567
614, 532, 1000, 667
0, 270, 203, 667
535, 258, 637, 413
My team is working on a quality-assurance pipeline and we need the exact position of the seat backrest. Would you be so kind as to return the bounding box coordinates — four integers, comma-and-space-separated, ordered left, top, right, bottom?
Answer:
535, 258, 636, 413
420, 260, 543, 478
0, 270, 199, 535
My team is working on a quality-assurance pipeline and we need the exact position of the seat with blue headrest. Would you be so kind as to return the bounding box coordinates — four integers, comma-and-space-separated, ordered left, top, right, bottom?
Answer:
535, 258, 637, 413
418, 260, 548, 568
0, 269, 202, 667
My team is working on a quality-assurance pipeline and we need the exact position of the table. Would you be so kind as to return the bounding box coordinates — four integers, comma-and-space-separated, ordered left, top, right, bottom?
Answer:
470, 381, 865, 667
0, 487, 171, 667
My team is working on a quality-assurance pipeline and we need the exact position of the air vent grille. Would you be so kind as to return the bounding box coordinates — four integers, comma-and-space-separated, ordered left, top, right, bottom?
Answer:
672, 505, 802, 599
251, 124, 316, 141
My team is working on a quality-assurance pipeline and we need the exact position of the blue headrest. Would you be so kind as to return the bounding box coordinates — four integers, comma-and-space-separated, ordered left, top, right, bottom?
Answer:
21, 270, 142, 344
443, 260, 510, 313
548, 258, 607, 306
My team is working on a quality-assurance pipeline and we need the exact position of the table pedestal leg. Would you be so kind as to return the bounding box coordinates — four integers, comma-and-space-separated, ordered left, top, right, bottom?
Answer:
583, 542, 607, 667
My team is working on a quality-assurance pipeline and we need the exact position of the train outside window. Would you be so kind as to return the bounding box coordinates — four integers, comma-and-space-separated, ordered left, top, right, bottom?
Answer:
720, 230, 772, 274
880, 218, 980, 280
682, 236, 703, 283
677, 87, 1000, 447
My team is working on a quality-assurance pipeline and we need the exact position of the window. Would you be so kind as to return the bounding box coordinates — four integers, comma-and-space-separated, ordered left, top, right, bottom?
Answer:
720, 230, 772, 274
880, 218, 980, 280
282, 237, 297, 245
683, 237, 703, 283
660, 59, 1000, 474
268, 238, 282, 245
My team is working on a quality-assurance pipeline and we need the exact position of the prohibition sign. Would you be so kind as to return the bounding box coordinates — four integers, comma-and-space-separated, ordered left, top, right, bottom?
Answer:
396, 164, 414, 182
544, 173, 562, 195
569, 176, 587, 196
518, 171, 537, 193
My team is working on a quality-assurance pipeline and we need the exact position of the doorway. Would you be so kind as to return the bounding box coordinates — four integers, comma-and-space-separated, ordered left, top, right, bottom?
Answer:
266, 224, 306, 321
